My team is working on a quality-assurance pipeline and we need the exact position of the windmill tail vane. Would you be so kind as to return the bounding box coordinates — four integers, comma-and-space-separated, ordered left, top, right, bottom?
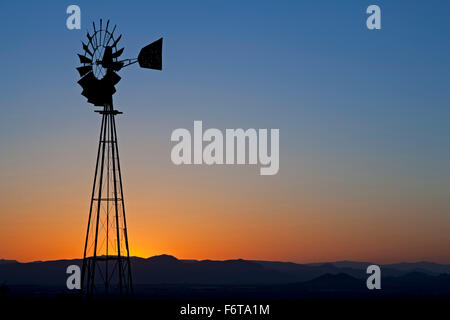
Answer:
76, 19, 162, 297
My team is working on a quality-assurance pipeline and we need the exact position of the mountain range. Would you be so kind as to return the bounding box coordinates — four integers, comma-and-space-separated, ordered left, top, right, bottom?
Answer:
1, 255, 450, 297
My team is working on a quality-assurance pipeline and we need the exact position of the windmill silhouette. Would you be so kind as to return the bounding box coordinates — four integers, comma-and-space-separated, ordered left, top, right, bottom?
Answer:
76, 19, 162, 296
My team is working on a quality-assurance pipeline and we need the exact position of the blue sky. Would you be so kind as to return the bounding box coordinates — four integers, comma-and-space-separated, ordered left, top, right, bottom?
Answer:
1, 0, 449, 151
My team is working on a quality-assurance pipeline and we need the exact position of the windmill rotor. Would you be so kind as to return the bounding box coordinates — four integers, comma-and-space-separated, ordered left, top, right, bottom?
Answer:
77, 19, 163, 107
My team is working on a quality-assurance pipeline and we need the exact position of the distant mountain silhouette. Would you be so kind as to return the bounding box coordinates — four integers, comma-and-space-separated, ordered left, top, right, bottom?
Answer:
0, 255, 449, 297
0, 260, 18, 265
308, 261, 373, 269
301, 273, 364, 291
147, 254, 179, 263
306, 260, 450, 275
384, 262, 450, 275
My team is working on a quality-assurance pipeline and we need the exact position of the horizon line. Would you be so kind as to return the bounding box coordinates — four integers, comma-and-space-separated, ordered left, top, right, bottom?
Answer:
1, 254, 448, 266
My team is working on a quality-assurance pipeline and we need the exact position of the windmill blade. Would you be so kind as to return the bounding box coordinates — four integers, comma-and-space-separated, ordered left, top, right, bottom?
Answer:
99, 19, 102, 43
82, 42, 93, 56
78, 54, 92, 64
102, 20, 110, 45
138, 38, 163, 70
111, 48, 124, 59
86, 32, 95, 57
77, 71, 96, 89
77, 65, 93, 77
105, 25, 116, 47
87, 32, 93, 46
78, 71, 114, 106
112, 34, 122, 48
92, 21, 98, 47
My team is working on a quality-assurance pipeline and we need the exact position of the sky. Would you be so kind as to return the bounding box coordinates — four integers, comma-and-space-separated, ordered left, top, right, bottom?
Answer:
0, 0, 450, 263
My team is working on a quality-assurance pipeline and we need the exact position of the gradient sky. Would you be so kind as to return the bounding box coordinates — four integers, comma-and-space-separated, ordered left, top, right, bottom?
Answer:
1, 0, 450, 263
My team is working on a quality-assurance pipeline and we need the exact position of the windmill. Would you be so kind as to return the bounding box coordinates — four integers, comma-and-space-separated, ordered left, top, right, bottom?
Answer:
77, 19, 162, 296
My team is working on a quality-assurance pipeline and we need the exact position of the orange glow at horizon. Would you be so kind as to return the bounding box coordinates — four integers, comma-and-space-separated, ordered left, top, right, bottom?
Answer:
1, 162, 450, 264
1, 121, 450, 264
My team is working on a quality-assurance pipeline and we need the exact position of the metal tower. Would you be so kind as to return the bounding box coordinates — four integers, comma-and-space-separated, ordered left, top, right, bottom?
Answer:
81, 104, 132, 296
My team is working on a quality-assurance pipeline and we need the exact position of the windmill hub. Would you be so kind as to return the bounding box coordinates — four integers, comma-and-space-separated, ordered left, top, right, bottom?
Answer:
92, 61, 106, 79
